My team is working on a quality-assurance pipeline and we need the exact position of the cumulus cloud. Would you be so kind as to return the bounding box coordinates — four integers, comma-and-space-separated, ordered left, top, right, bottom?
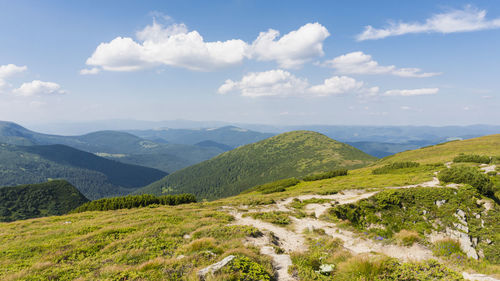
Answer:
80, 67, 101, 75
218, 69, 365, 98
13, 80, 66, 97
0, 64, 27, 91
357, 6, 500, 41
249, 22, 330, 68
324, 51, 440, 77
384, 88, 439, 96
0, 64, 27, 79
85, 21, 329, 72
308, 76, 363, 96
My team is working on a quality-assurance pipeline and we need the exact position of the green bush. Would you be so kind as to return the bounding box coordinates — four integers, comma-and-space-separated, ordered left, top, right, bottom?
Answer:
303, 169, 348, 181
372, 162, 420, 175
453, 153, 491, 164
438, 166, 494, 197
221, 256, 272, 281
72, 193, 196, 213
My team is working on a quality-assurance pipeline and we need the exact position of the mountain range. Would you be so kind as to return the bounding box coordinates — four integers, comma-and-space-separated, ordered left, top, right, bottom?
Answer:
137, 130, 376, 200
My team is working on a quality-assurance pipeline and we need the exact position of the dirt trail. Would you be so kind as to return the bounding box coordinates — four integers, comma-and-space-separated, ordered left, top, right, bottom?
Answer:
226, 176, 498, 281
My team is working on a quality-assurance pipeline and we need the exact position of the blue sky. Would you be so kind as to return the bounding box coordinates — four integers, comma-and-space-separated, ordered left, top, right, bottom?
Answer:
0, 0, 499, 126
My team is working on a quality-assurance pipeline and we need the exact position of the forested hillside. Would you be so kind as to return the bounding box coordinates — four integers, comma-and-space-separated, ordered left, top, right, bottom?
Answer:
0, 143, 167, 199
0, 180, 88, 222
137, 131, 376, 200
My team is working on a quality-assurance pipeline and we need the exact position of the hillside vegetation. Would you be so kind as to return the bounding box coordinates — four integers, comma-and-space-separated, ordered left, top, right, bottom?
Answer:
137, 131, 376, 200
0, 180, 88, 222
0, 143, 166, 199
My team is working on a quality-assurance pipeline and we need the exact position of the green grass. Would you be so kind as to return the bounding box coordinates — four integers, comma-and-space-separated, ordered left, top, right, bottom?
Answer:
243, 211, 291, 225
0, 203, 274, 280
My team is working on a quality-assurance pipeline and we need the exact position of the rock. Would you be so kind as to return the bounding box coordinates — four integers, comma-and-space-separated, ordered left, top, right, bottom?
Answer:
176, 255, 185, 260
445, 227, 478, 260
435, 200, 447, 207
198, 255, 235, 280
183, 234, 191, 239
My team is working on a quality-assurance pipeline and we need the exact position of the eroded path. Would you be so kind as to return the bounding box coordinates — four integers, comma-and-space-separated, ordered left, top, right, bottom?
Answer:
223, 176, 499, 281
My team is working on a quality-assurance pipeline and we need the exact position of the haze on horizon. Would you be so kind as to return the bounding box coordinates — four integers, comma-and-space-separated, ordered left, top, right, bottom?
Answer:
0, 0, 499, 127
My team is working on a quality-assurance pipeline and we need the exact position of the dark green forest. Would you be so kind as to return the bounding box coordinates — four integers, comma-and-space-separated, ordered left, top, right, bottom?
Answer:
0, 180, 89, 222
72, 194, 196, 212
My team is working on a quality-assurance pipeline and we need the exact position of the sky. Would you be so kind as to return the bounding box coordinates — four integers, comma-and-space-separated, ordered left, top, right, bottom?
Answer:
0, 0, 499, 127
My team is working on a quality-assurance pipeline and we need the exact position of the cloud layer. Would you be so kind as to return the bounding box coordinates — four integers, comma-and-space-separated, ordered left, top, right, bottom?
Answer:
84, 22, 330, 72
218, 69, 364, 98
324, 51, 440, 77
357, 6, 500, 40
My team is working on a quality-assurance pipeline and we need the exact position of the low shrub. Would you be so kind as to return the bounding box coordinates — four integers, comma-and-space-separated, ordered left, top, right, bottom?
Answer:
244, 211, 290, 225
438, 165, 493, 197
372, 162, 420, 175
220, 255, 273, 281
303, 169, 348, 181
453, 153, 491, 164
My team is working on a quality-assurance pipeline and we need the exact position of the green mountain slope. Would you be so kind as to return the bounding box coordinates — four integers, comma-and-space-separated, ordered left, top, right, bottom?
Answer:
378, 134, 500, 165
137, 131, 376, 200
0, 180, 89, 222
0, 121, 224, 173
0, 143, 167, 199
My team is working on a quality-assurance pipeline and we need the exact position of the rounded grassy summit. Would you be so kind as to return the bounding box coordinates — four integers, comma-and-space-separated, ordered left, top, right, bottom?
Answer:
136, 130, 376, 200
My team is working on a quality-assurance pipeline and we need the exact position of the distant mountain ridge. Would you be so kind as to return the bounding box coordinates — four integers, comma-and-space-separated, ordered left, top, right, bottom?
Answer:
126, 125, 274, 148
137, 131, 376, 200
0, 121, 225, 173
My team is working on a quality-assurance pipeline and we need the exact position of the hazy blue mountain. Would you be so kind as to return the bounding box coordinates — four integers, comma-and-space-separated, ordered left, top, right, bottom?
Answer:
126, 126, 274, 147
346, 140, 437, 158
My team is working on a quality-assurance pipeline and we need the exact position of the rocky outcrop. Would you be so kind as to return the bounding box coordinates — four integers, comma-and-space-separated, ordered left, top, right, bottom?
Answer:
197, 255, 235, 280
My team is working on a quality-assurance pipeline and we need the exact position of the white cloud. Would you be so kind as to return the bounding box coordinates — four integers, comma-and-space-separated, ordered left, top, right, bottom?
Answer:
218, 69, 366, 98
218, 69, 308, 97
80, 67, 101, 75
0, 64, 27, 91
13, 80, 66, 97
249, 22, 330, 68
308, 76, 363, 96
357, 6, 500, 41
400, 106, 411, 110
0, 64, 27, 79
384, 88, 439, 96
85, 22, 329, 72
86, 22, 248, 72
323, 51, 440, 77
